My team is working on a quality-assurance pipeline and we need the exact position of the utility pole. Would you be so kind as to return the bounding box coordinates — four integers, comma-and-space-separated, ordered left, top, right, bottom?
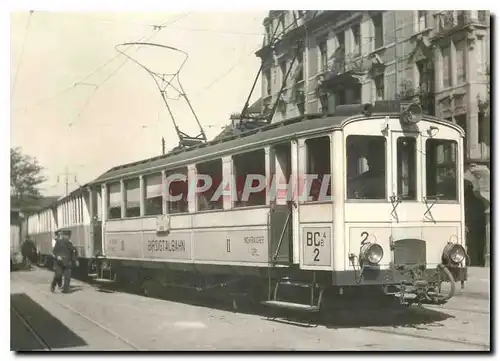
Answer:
56, 166, 79, 196
161, 137, 166, 155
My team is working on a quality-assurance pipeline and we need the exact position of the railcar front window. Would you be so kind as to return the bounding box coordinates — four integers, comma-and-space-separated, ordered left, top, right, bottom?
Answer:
346, 135, 386, 200
397, 137, 417, 200
425, 139, 458, 201
196, 159, 223, 211
305, 136, 331, 202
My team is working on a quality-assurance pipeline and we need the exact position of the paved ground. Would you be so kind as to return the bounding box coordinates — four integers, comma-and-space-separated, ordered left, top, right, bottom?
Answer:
10, 267, 491, 351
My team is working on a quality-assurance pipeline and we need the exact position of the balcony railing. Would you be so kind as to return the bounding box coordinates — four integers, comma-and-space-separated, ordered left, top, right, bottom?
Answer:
435, 11, 489, 36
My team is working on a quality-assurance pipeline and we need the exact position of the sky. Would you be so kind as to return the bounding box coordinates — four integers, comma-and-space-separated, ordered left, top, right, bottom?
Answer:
10, 10, 268, 196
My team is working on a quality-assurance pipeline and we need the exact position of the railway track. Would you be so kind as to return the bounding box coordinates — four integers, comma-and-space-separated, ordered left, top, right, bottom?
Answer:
11, 305, 51, 351
11, 272, 141, 351
13, 268, 490, 351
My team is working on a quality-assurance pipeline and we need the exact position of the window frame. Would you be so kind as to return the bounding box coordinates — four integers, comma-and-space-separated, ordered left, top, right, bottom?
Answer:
195, 158, 224, 213
345, 134, 388, 202
302, 135, 332, 204
424, 138, 459, 203
232, 148, 267, 209
395, 136, 418, 201
124, 177, 141, 218
165, 167, 190, 215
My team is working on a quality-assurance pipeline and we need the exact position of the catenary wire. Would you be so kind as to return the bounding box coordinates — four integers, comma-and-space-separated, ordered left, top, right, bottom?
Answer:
11, 11, 34, 99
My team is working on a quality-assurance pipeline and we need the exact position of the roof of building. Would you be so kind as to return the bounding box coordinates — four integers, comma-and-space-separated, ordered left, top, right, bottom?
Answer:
10, 195, 60, 213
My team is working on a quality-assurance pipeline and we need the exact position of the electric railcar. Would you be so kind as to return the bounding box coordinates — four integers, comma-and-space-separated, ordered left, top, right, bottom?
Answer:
26, 186, 101, 275
27, 100, 468, 311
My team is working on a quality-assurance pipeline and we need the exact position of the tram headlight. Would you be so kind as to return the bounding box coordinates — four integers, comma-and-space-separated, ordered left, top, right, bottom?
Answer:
360, 243, 384, 265
442, 242, 466, 265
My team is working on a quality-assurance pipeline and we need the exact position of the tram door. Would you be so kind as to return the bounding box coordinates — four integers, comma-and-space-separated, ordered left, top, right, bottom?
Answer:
91, 221, 103, 256
269, 143, 293, 265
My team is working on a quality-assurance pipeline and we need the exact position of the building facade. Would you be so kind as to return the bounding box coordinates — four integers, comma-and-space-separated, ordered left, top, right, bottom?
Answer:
256, 10, 490, 265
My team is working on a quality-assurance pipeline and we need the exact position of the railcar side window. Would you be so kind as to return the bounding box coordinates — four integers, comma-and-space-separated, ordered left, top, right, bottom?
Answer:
145, 173, 163, 216
425, 139, 458, 201
125, 178, 141, 218
346, 135, 386, 200
305, 136, 331, 202
233, 149, 266, 207
397, 137, 417, 200
166, 167, 188, 214
108, 183, 122, 219
196, 159, 223, 211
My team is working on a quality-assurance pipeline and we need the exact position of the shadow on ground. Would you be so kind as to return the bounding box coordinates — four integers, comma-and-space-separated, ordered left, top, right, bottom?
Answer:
11, 293, 87, 351
29, 266, 455, 331
96, 283, 454, 331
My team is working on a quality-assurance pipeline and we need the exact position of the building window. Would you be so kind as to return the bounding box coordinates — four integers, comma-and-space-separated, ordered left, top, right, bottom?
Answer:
335, 90, 346, 106
124, 178, 140, 218
397, 137, 417, 200
441, 43, 451, 88
373, 13, 384, 49
418, 11, 427, 31
318, 38, 328, 72
265, 22, 272, 44
478, 111, 487, 144
478, 10, 488, 24
346, 135, 386, 200
108, 182, 121, 219
352, 24, 361, 56
165, 167, 188, 214
279, 60, 287, 87
455, 39, 467, 84
295, 44, 304, 82
374, 74, 384, 100
196, 159, 223, 211
352, 84, 362, 104
233, 149, 266, 207
264, 68, 271, 96
145, 173, 163, 216
425, 139, 458, 201
279, 12, 286, 34
417, 60, 431, 91
305, 136, 331, 202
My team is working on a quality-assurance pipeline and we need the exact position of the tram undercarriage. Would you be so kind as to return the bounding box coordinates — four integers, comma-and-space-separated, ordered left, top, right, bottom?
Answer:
88, 255, 467, 313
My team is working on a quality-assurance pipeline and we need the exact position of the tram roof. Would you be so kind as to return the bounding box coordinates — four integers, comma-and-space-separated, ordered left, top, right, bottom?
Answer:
93, 112, 347, 183
92, 101, 465, 184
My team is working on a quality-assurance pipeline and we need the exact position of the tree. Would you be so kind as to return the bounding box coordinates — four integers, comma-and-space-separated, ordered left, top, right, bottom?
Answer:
11, 147, 47, 205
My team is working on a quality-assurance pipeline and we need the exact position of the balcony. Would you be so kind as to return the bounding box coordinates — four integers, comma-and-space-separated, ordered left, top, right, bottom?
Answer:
397, 80, 436, 116
319, 49, 367, 88
434, 11, 489, 37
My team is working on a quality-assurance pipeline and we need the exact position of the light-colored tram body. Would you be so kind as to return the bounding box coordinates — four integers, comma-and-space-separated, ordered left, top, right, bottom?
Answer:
27, 206, 58, 265
92, 101, 467, 310
26, 186, 101, 273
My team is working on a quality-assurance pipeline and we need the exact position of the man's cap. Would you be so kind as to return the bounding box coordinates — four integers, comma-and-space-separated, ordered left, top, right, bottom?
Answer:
55, 228, 72, 236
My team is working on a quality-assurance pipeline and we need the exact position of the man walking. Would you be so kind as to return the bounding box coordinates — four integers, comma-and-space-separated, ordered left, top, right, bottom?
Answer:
51, 229, 76, 293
